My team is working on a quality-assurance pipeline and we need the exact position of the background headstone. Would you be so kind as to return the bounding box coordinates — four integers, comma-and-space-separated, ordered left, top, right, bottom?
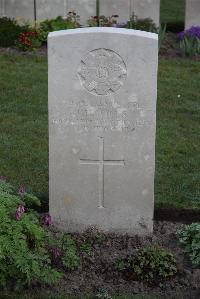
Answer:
48, 27, 158, 235
67, 0, 96, 25
1, 0, 160, 26
100, 0, 131, 23
3, 0, 34, 21
37, 0, 65, 20
185, 0, 200, 29
131, 0, 160, 26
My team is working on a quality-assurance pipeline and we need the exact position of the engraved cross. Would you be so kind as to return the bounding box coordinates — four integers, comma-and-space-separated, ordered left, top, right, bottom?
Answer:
79, 137, 125, 208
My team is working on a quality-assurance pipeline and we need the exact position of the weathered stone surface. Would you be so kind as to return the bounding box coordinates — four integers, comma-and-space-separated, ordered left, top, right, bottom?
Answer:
37, 0, 65, 20
185, 0, 200, 29
2, 0, 160, 25
100, 0, 160, 25
48, 27, 158, 235
131, 0, 160, 26
100, 0, 131, 23
3, 0, 34, 21
67, 0, 96, 25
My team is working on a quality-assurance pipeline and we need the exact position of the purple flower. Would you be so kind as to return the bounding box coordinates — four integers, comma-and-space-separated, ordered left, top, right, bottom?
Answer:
111, 22, 127, 28
41, 213, 53, 226
15, 204, 25, 221
18, 185, 25, 198
178, 26, 200, 40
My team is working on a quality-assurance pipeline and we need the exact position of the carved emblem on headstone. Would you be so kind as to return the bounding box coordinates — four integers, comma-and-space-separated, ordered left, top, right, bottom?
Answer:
78, 48, 127, 96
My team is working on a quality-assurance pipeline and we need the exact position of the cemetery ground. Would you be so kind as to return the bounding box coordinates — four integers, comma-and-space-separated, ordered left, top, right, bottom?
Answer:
0, 50, 199, 299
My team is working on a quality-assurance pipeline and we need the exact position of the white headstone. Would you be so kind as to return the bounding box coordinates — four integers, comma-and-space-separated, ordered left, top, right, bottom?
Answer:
4, 0, 34, 21
131, 0, 160, 26
67, 0, 96, 25
48, 27, 158, 235
37, 0, 65, 20
185, 0, 200, 29
100, 0, 131, 23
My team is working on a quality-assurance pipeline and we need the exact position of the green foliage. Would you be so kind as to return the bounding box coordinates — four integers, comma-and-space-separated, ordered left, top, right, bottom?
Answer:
160, 0, 185, 25
133, 246, 177, 283
38, 13, 80, 43
80, 241, 92, 253
177, 223, 200, 266
0, 180, 61, 289
47, 233, 80, 270
61, 235, 80, 269
127, 13, 158, 33
159, 24, 167, 51
116, 246, 177, 284
180, 36, 200, 57
0, 17, 29, 47
0, 179, 80, 290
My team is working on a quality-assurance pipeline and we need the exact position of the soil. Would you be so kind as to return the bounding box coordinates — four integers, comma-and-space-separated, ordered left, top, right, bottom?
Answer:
19, 221, 199, 299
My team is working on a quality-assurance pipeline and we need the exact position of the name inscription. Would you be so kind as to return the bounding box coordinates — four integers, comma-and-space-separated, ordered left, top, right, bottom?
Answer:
52, 96, 153, 133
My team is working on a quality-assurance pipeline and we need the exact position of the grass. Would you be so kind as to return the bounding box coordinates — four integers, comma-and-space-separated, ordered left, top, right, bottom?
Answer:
160, 0, 185, 24
0, 53, 199, 210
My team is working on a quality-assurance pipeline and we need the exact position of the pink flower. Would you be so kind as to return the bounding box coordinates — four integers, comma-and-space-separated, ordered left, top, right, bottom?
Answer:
41, 213, 53, 226
15, 204, 25, 221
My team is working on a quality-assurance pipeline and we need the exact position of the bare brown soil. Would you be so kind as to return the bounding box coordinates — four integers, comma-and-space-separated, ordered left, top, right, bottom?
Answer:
26, 221, 200, 299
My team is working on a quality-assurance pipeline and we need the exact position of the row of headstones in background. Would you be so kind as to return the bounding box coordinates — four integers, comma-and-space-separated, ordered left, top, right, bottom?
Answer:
48, 27, 158, 235
0, 0, 160, 26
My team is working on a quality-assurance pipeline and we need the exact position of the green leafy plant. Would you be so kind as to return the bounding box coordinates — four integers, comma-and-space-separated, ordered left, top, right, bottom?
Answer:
38, 12, 80, 43
177, 223, 200, 266
0, 17, 29, 47
116, 245, 177, 284
80, 241, 92, 253
127, 13, 158, 33
0, 179, 80, 290
0, 179, 61, 289
159, 24, 167, 51
178, 26, 200, 57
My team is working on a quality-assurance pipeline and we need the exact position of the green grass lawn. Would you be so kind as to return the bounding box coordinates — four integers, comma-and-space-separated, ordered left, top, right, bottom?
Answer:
160, 0, 185, 24
0, 53, 199, 210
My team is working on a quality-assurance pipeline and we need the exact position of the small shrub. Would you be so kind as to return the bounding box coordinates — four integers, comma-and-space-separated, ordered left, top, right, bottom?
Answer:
16, 30, 41, 51
0, 178, 80, 290
177, 223, 200, 266
38, 12, 80, 43
0, 179, 61, 289
127, 13, 158, 33
116, 245, 177, 284
87, 15, 119, 27
0, 17, 29, 47
178, 26, 200, 57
